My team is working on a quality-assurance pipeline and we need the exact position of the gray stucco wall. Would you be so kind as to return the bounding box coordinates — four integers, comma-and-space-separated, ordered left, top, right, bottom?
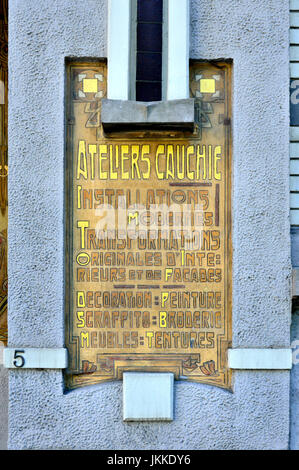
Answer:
0, 363, 8, 450
291, 309, 299, 450
7, 0, 291, 449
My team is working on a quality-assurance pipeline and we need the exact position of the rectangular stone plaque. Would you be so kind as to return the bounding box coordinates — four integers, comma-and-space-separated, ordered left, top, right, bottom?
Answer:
65, 61, 232, 391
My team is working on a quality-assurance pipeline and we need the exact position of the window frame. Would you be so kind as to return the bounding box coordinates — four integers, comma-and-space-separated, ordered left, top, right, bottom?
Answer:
108, 0, 189, 102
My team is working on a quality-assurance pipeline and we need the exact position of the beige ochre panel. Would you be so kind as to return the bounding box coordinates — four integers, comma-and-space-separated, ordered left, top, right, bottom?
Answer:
65, 61, 232, 391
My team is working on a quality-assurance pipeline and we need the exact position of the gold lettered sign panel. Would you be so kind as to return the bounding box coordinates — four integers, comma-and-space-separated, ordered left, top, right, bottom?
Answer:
65, 61, 232, 391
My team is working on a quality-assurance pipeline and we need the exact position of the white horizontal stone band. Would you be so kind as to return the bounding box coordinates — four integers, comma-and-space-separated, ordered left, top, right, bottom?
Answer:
4, 348, 68, 369
228, 349, 292, 370
291, 0, 299, 10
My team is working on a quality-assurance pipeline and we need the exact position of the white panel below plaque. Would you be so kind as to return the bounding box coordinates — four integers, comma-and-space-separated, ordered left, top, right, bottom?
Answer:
123, 372, 174, 422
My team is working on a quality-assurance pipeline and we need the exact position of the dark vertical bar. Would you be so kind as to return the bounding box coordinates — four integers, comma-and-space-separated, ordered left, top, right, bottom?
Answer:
215, 184, 220, 226
136, 0, 163, 102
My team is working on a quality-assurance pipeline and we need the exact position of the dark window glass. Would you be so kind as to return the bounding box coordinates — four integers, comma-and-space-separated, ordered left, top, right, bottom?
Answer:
136, 52, 162, 81
137, 0, 163, 22
136, 81, 162, 102
136, 0, 163, 101
137, 23, 162, 52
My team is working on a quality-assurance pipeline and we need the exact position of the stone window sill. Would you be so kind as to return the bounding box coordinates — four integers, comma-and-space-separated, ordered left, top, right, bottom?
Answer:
101, 98, 195, 132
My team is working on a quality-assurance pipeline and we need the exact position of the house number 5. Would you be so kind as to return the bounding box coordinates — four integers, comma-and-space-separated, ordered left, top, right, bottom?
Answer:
13, 350, 25, 368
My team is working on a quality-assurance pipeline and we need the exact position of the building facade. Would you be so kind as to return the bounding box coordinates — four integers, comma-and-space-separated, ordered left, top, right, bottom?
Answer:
0, 0, 297, 450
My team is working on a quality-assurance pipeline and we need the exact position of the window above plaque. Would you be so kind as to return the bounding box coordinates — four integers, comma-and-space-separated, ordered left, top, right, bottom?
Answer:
104, 0, 193, 132
134, 0, 164, 102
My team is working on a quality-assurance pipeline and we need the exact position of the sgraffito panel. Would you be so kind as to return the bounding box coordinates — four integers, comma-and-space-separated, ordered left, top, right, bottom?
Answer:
65, 61, 232, 390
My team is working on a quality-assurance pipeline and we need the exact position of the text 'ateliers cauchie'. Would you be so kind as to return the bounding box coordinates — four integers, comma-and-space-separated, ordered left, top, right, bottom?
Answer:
76, 142, 223, 181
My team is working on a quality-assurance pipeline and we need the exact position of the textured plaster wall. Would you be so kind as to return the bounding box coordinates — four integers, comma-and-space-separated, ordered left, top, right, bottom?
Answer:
291, 310, 299, 450
7, 0, 291, 449
0, 365, 8, 450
